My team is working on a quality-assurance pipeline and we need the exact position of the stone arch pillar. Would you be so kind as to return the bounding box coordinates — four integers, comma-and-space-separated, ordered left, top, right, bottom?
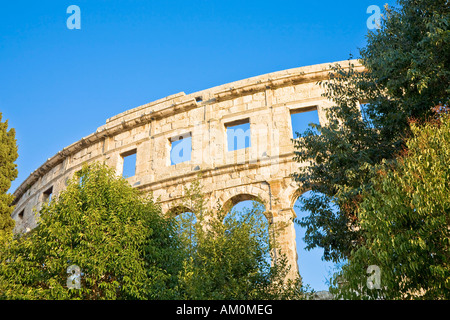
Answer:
266, 179, 299, 280
271, 207, 298, 279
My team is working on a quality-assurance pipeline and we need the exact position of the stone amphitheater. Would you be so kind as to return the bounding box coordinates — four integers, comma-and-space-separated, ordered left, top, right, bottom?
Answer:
11, 59, 363, 279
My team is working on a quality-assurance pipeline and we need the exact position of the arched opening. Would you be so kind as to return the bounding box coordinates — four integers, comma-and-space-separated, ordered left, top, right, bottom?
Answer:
222, 194, 271, 221
169, 206, 197, 253
167, 205, 193, 219
225, 199, 268, 232
293, 190, 338, 292
222, 195, 272, 267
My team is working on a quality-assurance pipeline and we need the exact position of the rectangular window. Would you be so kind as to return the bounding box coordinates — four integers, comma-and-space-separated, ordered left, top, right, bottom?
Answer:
121, 149, 137, 178
43, 187, 53, 204
18, 210, 24, 220
290, 106, 320, 138
226, 118, 251, 151
170, 133, 192, 165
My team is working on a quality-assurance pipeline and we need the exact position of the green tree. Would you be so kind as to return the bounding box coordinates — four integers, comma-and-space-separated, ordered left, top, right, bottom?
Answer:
0, 162, 183, 299
293, 0, 449, 263
330, 114, 450, 299
175, 181, 308, 300
0, 112, 18, 245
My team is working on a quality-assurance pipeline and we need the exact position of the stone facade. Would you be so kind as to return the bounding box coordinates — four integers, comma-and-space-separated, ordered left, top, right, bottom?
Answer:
11, 59, 364, 279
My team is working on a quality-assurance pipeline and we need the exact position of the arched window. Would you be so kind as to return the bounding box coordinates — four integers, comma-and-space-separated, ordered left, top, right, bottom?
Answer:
171, 206, 197, 253
223, 197, 272, 266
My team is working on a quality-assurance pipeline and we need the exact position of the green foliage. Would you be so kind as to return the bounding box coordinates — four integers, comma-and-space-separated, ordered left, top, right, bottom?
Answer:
0, 165, 308, 300
175, 181, 308, 300
0, 163, 183, 299
0, 112, 18, 245
293, 0, 449, 263
330, 114, 450, 299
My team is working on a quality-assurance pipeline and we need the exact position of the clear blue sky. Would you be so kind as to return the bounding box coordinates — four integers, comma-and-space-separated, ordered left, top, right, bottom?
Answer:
1, 0, 389, 291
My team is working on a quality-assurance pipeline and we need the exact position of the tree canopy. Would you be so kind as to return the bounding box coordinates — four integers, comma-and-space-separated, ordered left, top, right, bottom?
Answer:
330, 114, 450, 299
293, 0, 449, 263
0, 112, 18, 245
0, 164, 308, 300
0, 163, 183, 299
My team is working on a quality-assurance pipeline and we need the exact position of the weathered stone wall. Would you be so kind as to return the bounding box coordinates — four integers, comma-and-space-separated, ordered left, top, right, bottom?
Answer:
11, 60, 363, 279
